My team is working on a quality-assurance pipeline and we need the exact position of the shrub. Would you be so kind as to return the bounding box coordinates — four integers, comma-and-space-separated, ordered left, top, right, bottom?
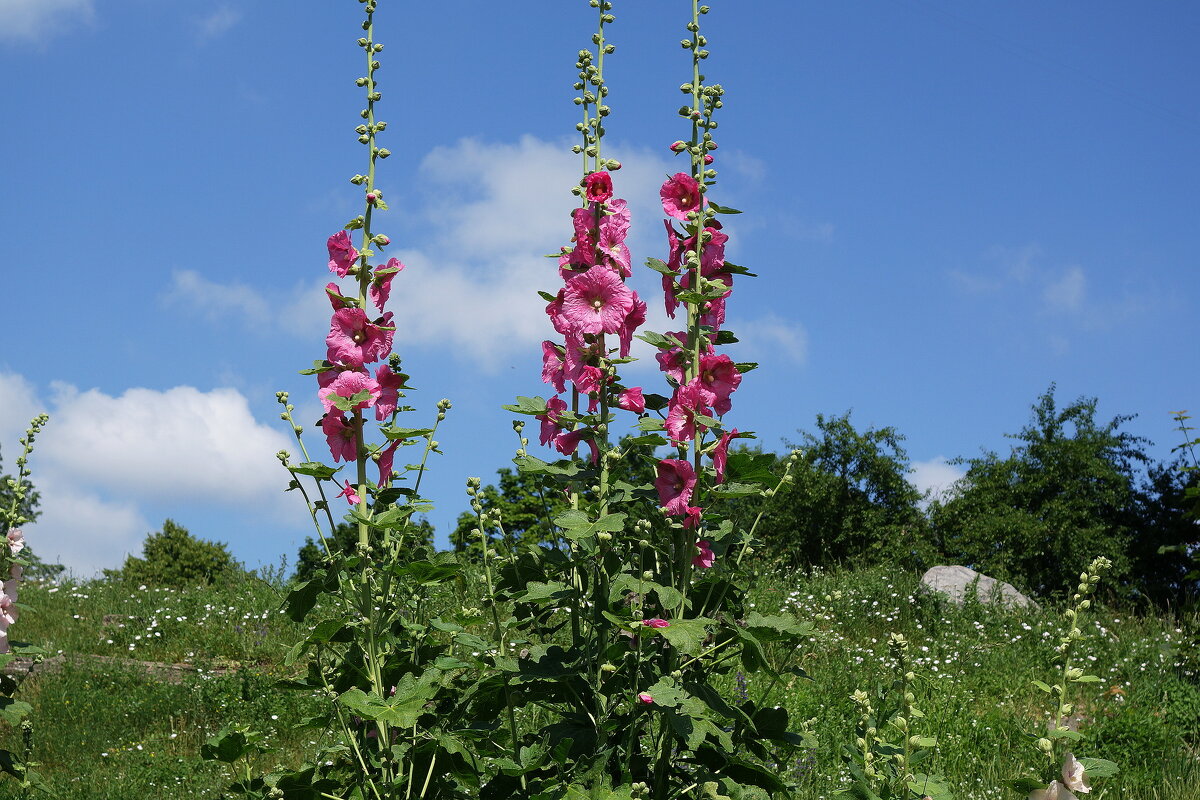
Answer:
105, 519, 241, 588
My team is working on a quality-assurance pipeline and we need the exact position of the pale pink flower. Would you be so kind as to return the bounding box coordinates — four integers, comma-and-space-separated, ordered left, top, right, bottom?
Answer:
1029, 782, 1078, 800
553, 266, 636, 336
327, 230, 358, 277
8, 564, 22, 582
584, 171, 613, 204
541, 341, 566, 394
0, 594, 17, 628
638, 692, 654, 705
603, 198, 631, 241
643, 618, 670, 629
660, 172, 704, 221
6, 529, 24, 556
617, 295, 646, 358
318, 370, 381, 414
326, 308, 391, 367
538, 396, 568, 447
711, 428, 739, 484
618, 387, 645, 414
698, 354, 741, 416
1062, 754, 1091, 794
665, 380, 716, 444
693, 539, 715, 568
321, 413, 359, 463
337, 480, 361, 505
655, 458, 697, 515
370, 257, 404, 310
375, 363, 406, 420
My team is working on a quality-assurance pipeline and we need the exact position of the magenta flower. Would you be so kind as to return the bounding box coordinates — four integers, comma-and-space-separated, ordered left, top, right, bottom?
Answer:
538, 396, 568, 447
375, 439, 400, 485
541, 341, 566, 394
327, 230, 359, 277
555, 427, 599, 464
326, 308, 391, 367
321, 412, 359, 463
617, 294, 646, 358
643, 618, 670, 629
693, 539, 715, 568
337, 480, 361, 505
598, 222, 632, 278
603, 198, 631, 240
660, 172, 704, 221
325, 283, 350, 310
638, 692, 654, 705
618, 387, 645, 414
665, 380, 715, 444
318, 370, 381, 414
698, 354, 741, 416
375, 363, 406, 420
682, 506, 703, 529
584, 171, 613, 204
662, 221, 685, 318
553, 266, 636, 336
575, 365, 603, 401
655, 458, 697, 515
711, 427, 739, 484
370, 257, 404, 311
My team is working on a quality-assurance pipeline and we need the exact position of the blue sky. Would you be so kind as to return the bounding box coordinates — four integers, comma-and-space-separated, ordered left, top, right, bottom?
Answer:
2, 1, 1197, 575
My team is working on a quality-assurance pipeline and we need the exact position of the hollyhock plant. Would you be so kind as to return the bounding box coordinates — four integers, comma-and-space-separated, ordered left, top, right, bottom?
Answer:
617, 387, 644, 414
692, 539, 715, 568
327, 230, 358, 277
337, 480, 361, 505
374, 363, 406, 420
584, 170, 613, 203
660, 171, 704, 221
370, 257, 404, 310
552, 265, 636, 336
711, 427, 739, 484
698, 353, 741, 415
655, 458, 697, 515
665, 379, 715, 444
318, 369, 381, 413
320, 412, 359, 463
326, 307, 392, 367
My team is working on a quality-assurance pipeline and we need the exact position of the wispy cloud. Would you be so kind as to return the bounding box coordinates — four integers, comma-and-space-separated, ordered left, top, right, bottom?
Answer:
1042, 264, 1086, 312
908, 456, 965, 504
0, 0, 93, 44
731, 313, 808, 366
194, 5, 242, 42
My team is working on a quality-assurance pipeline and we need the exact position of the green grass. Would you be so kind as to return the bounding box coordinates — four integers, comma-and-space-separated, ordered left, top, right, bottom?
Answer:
0, 565, 1195, 798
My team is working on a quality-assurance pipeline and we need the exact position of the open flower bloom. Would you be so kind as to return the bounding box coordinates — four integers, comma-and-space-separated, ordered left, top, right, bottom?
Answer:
337, 480, 361, 505
374, 439, 400, 486
321, 412, 359, 463
552, 266, 636, 336
584, 170, 613, 204
655, 458, 696, 515
374, 363, 407, 420
693, 539, 715, 568
541, 341, 567, 394
1029, 781, 1079, 800
698, 354, 741, 416
6, 528, 24, 556
665, 380, 716, 444
1061, 753, 1091, 794
317, 370, 381, 414
326, 308, 392, 367
538, 396, 568, 447
617, 387, 645, 414
660, 172, 704, 221
711, 427, 739, 484
327, 230, 359, 277
370, 257, 404, 310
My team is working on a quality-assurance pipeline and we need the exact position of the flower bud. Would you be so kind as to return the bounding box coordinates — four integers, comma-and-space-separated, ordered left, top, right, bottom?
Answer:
355, 77, 368, 86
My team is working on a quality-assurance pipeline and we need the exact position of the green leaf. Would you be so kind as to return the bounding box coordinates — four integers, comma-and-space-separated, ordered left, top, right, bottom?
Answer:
1076, 757, 1119, 778
1005, 778, 1047, 794
708, 202, 742, 215
710, 481, 764, 498
339, 672, 438, 728
331, 389, 374, 412
1073, 674, 1102, 683
722, 261, 758, 277
1046, 727, 1082, 741
282, 571, 327, 623
501, 396, 550, 416
723, 452, 781, 489
643, 676, 687, 708
380, 425, 435, 441
519, 581, 573, 603
0, 698, 32, 727
200, 727, 256, 763
908, 774, 954, 800
289, 462, 341, 479
635, 331, 675, 349
1031, 680, 1053, 694
637, 417, 666, 432
644, 258, 679, 276
659, 617, 712, 656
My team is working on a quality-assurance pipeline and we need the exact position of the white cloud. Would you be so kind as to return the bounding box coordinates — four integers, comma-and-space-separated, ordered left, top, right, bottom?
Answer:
195, 5, 242, 41
0, 0, 93, 43
908, 456, 966, 503
731, 314, 808, 365
165, 269, 270, 322
0, 372, 42, 444
0, 373, 295, 574
1042, 265, 1086, 312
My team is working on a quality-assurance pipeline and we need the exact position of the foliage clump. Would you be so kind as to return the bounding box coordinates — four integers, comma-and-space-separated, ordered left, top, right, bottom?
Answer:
105, 519, 242, 588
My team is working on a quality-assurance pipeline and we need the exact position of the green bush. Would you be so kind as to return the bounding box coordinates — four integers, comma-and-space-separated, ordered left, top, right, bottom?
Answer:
104, 519, 241, 588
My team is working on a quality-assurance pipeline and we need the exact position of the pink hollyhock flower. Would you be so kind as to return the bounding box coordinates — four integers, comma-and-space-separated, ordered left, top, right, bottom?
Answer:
698, 354, 741, 415
682, 507, 703, 529
375, 439, 400, 485
375, 363, 406, 420
711, 427, 739, 484
665, 380, 716, 444
618, 387, 645, 414
327, 230, 358, 277
574, 365, 603, 400
554, 266, 636, 336
655, 458, 697, 515
370, 257, 404, 310
669, 140, 687, 153
584, 171, 613, 204
326, 308, 391, 367
617, 294, 646, 358
603, 198, 631, 240
337, 480, 361, 505
1029, 782, 1079, 800
663, 221, 685, 318
325, 283, 350, 310
638, 692, 654, 705
1061, 754, 1091, 795
555, 427, 599, 464
660, 172, 704, 221
321, 412, 358, 463
598, 222, 632, 277
538, 396, 568, 447
318, 370, 381, 414
8, 564, 21, 582
698, 296, 727, 331
6, 529, 24, 556
541, 341, 566, 394
693, 539, 715, 568
643, 618, 670, 629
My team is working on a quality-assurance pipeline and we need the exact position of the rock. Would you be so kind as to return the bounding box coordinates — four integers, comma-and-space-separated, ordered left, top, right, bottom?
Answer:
920, 565, 1039, 610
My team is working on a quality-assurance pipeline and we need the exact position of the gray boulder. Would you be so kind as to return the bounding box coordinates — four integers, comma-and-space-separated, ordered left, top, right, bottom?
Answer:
920, 565, 1039, 610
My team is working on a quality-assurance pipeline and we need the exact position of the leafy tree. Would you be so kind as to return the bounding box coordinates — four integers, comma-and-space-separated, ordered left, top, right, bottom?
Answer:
1130, 460, 1199, 605
105, 519, 241, 588
295, 518, 434, 582
749, 412, 931, 570
930, 384, 1149, 597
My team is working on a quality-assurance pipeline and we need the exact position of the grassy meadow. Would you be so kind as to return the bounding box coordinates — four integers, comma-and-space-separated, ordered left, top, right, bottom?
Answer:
1, 565, 1195, 799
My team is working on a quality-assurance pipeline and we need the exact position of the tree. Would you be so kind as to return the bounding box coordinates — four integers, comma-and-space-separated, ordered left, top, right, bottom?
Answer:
749, 412, 931, 570
930, 384, 1149, 597
105, 519, 241, 588
295, 518, 434, 582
